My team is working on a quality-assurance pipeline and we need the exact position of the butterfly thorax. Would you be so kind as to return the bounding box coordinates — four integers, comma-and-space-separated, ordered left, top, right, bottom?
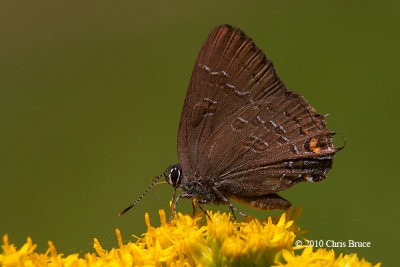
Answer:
179, 177, 220, 203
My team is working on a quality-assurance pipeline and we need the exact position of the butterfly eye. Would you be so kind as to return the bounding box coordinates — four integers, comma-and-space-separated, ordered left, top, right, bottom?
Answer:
167, 165, 181, 187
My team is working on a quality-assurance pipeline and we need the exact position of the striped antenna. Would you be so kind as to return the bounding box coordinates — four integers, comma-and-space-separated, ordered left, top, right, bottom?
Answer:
119, 174, 164, 216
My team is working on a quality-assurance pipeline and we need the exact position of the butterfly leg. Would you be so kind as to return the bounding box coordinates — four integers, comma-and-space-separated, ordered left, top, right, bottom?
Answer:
169, 193, 192, 222
213, 188, 247, 221
191, 199, 197, 216
170, 189, 177, 209
194, 199, 212, 221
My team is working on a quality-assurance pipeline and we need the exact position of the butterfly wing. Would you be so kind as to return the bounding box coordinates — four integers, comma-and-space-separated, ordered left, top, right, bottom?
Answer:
178, 24, 265, 177
178, 24, 285, 177
178, 25, 339, 196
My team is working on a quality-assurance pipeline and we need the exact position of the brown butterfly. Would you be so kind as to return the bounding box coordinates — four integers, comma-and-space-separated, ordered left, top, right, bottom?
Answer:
120, 25, 343, 220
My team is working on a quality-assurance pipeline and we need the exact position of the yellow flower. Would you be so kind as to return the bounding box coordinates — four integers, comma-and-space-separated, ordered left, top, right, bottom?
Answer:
273, 246, 381, 267
0, 208, 380, 267
273, 246, 336, 267
208, 212, 296, 266
335, 253, 381, 267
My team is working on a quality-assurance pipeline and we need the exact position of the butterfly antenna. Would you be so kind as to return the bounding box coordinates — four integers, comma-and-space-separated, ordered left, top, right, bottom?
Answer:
119, 174, 164, 216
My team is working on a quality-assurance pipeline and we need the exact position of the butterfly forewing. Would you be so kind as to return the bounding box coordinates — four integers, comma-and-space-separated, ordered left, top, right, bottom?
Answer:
178, 25, 338, 198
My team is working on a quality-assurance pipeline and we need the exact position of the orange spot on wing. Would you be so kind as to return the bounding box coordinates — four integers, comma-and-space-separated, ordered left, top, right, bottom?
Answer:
309, 138, 318, 150
309, 138, 321, 153
313, 147, 321, 154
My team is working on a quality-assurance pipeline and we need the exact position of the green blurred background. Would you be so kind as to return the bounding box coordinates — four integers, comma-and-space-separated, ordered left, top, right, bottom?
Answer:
0, 0, 398, 265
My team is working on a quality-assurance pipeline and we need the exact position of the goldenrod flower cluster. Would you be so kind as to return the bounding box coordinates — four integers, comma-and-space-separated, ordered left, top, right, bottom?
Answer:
0, 209, 380, 266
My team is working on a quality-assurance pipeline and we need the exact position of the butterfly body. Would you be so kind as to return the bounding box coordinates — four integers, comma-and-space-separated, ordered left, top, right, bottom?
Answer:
181, 176, 220, 204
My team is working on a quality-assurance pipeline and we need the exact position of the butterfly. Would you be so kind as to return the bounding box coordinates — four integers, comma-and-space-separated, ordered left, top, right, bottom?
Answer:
120, 25, 343, 220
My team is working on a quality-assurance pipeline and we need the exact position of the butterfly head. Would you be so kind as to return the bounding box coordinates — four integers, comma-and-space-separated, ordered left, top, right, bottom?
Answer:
165, 164, 182, 188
